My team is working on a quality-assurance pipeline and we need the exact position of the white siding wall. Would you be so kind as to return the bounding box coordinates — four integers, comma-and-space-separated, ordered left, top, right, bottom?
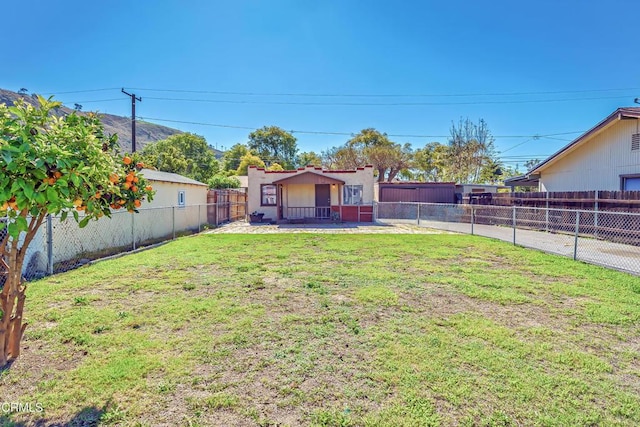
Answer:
540, 119, 640, 191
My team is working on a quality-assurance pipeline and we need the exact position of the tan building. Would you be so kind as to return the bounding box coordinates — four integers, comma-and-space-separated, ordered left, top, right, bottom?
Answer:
506, 107, 640, 191
141, 169, 208, 208
248, 165, 375, 222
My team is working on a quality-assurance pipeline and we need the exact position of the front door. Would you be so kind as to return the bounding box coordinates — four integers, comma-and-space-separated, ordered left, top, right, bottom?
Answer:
315, 184, 331, 219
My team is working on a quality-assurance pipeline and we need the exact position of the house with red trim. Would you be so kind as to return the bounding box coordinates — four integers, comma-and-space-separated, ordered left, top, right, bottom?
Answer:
506, 107, 640, 191
247, 165, 375, 222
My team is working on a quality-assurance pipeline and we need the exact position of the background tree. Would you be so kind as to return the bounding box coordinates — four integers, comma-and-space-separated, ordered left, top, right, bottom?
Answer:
73, 103, 83, 111
267, 163, 284, 171
236, 153, 265, 175
17, 88, 28, 95
524, 158, 541, 171
323, 129, 412, 182
297, 151, 322, 167
247, 126, 298, 169
413, 142, 449, 181
221, 143, 250, 173
140, 133, 219, 183
207, 175, 241, 189
0, 96, 154, 366
447, 118, 497, 183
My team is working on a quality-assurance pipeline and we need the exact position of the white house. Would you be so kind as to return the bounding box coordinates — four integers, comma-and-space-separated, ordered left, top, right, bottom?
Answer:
506, 107, 640, 191
247, 165, 375, 222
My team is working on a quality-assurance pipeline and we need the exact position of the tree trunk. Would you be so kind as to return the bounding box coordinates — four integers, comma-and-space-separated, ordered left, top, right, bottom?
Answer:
0, 242, 28, 367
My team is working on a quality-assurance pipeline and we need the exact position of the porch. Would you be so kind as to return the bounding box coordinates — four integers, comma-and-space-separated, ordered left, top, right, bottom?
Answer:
269, 172, 373, 223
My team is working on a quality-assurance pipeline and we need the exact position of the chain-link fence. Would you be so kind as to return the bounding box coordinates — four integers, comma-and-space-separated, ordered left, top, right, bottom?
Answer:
375, 202, 640, 275
3, 203, 246, 281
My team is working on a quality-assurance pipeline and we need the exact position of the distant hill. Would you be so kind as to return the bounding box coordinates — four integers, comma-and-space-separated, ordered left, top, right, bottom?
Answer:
0, 88, 218, 154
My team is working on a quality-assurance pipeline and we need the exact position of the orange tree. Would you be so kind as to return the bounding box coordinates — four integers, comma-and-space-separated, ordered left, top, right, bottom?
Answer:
0, 96, 154, 367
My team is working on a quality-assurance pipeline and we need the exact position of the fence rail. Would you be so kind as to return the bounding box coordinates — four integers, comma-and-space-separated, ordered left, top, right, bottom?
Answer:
375, 202, 640, 275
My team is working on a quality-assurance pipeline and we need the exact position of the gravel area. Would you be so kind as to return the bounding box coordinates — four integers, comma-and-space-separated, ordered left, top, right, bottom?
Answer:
207, 221, 446, 234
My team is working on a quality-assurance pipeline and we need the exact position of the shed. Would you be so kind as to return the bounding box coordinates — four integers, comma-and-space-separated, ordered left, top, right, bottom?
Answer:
375, 182, 456, 203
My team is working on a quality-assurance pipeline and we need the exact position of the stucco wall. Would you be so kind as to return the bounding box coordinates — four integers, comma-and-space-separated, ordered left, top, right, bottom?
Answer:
539, 119, 640, 191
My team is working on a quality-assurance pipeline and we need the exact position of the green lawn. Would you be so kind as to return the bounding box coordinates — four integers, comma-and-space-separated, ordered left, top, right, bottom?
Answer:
2, 233, 640, 426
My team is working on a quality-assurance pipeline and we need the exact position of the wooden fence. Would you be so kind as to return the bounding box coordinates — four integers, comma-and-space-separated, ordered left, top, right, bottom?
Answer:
207, 189, 247, 225
471, 190, 640, 212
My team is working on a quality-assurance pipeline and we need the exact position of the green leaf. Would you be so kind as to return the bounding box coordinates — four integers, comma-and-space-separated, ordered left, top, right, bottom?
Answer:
0, 222, 5, 232
60, 211, 68, 222
46, 187, 59, 203
15, 215, 28, 232
78, 216, 90, 228
7, 222, 19, 238
72, 210, 79, 222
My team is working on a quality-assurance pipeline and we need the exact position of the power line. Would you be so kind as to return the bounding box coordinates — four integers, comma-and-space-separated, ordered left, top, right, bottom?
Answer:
137, 115, 584, 140
59, 98, 123, 104
126, 86, 640, 98
141, 95, 632, 106
42, 87, 121, 95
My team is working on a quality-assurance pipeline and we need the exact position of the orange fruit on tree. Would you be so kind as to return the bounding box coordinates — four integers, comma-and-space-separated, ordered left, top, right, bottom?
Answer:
134, 199, 141, 208
136, 162, 144, 169
133, 176, 139, 183
73, 198, 83, 207
123, 182, 131, 190
119, 199, 126, 205
109, 173, 119, 183
53, 171, 62, 178
95, 192, 102, 199
48, 177, 56, 185
131, 186, 138, 193
123, 156, 132, 165
145, 185, 153, 191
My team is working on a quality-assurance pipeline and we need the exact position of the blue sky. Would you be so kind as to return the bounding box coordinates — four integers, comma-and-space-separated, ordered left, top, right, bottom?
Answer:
4, 0, 640, 171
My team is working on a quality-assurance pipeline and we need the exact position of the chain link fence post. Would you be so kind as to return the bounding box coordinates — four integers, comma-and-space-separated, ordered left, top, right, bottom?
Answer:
471, 205, 475, 235
545, 192, 550, 232
512, 206, 517, 245
574, 210, 581, 260
172, 206, 176, 240
594, 191, 599, 238
198, 204, 202, 233
46, 214, 53, 275
132, 213, 136, 251
417, 203, 420, 225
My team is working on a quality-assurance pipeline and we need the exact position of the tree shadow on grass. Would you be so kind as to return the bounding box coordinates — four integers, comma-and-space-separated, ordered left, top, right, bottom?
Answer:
0, 404, 108, 427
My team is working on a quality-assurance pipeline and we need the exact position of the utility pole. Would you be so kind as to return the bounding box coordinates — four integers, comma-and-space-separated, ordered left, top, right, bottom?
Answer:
122, 88, 142, 152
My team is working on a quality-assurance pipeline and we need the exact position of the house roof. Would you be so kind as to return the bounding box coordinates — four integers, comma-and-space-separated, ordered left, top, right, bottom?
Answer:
140, 169, 208, 187
272, 171, 345, 185
504, 174, 540, 188
528, 107, 640, 174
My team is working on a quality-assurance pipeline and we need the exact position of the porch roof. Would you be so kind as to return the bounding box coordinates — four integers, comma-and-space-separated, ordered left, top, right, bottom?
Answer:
272, 171, 345, 185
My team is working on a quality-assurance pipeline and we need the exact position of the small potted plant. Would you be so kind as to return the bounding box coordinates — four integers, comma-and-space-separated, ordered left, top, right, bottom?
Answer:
249, 211, 265, 223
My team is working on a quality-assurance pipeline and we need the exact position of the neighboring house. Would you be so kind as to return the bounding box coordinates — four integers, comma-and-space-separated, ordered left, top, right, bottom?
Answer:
140, 169, 208, 208
375, 182, 456, 203
506, 107, 640, 191
248, 165, 375, 222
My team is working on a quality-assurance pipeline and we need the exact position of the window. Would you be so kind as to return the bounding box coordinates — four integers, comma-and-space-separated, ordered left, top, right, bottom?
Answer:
621, 175, 640, 190
177, 190, 186, 207
261, 184, 277, 206
632, 134, 640, 151
343, 185, 363, 205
